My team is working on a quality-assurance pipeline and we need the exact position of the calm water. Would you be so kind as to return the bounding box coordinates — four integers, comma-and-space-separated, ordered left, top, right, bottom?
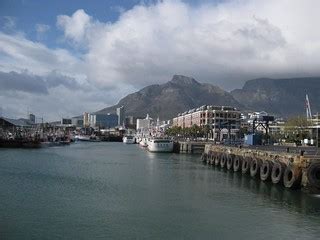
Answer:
1, 143, 320, 240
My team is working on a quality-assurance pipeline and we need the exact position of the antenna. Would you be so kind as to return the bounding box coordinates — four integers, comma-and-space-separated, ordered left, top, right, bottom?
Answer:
306, 94, 312, 120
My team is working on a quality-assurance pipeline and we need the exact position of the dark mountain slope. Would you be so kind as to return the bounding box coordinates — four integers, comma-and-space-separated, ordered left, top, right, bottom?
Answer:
231, 77, 320, 116
97, 75, 241, 119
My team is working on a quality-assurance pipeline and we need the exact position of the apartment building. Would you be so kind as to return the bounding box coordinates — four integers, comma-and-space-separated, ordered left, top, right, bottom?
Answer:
173, 105, 241, 141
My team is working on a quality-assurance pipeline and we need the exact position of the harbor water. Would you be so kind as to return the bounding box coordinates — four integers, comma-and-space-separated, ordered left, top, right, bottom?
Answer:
1, 142, 320, 239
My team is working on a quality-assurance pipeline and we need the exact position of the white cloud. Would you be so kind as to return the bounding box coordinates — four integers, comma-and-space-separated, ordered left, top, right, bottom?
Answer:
56, 0, 320, 90
35, 23, 50, 39
1, 16, 16, 30
35, 23, 50, 34
0, 32, 83, 77
56, 9, 93, 45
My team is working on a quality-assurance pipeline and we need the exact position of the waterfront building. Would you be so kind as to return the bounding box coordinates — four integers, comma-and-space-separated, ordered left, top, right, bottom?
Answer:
125, 115, 138, 129
173, 105, 241, 141
83, 112, 90, 127
116, 106, 125, 126
136, 114, 153, 131
89, 113, 118, 129
61, 118, 72, 125
71, 116, 83, 127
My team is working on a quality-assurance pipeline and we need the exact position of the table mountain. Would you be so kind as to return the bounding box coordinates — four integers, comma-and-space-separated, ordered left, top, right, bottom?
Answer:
97, 75, 241, 120
231, 77, 320, 117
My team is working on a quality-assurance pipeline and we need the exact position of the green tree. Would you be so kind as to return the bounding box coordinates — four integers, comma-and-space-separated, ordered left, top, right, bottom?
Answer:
284, 116, 311, 143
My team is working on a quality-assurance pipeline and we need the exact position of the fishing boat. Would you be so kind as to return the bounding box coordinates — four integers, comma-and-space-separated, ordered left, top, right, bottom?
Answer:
123, 135, 136, 144
147, 138, 173, 152
75, 135, 100, 142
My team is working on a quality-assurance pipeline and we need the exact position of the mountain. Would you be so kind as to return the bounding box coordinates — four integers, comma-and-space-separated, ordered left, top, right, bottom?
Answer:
97, 75, 241, 120
231, 77, 320, 117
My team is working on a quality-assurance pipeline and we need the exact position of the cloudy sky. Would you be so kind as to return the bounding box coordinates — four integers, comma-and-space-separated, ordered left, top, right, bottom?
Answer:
0, 0, 319, 121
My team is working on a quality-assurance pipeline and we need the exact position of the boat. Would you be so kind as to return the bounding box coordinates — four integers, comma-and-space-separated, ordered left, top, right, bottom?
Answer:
139, 137, 148, 147
147, 138, 173, 152
123, 135, 136, 144
75, 135, 101, 142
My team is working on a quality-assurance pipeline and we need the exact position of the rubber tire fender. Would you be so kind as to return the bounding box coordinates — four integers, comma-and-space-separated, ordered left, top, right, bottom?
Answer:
283, 165, 302, 189
226, 154, 235, 170
260, 160, 274, 181
271, 162, 286, 184
233, 155, 243, 172
220, 153, 227, 168
307, 162, 320, 189
242, 156, 251, 174
250, 158, 262, 178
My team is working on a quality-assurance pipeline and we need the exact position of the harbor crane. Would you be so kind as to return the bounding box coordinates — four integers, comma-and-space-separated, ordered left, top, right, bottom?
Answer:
306, 94, 312, 120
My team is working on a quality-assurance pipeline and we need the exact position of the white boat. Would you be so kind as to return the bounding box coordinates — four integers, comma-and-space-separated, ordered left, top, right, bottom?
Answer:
75, 135, 100, 142
123, 135, 136, 144
75, 135, 91, 141
139, 137, 148, 147
147, 138, 173, 152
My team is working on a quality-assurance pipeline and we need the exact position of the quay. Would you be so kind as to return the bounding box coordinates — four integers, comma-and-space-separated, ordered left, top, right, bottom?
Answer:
201, 144, 320, 193
174, 141, 206, 154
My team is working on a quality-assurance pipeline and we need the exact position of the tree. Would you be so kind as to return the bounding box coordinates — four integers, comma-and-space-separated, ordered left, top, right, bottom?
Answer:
284, 116, 311, 143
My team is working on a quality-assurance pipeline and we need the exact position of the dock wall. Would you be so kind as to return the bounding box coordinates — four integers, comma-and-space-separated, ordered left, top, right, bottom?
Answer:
201, 144, 320, 193
174, 141, 205, 154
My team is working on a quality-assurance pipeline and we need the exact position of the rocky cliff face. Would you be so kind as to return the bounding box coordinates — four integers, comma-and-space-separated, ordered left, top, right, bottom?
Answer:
231, 77, 320, 116
97, 76, 320, 119
97, 75, 241, 119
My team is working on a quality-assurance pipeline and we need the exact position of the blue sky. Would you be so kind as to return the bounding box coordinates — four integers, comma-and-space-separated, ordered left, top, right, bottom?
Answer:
0, 0, 319, 120
0, 0, 142, 48
0, 0, 221, 49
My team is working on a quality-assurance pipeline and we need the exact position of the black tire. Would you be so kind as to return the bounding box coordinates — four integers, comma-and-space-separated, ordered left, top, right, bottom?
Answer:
283, 165, 302, 189
226, 154, 234, 170
214, 153, 221, 166
242, 157, 251, 174
271, 162, 286, 184
220, 153, 227, 168
233, 155, 243, 172
206, 150, 213, 164
260, 160, 273, 181
307, 162, 320, 189
250, 158, 261, 178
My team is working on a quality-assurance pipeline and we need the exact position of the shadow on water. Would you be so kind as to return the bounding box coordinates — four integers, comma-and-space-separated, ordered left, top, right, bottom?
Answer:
206, 164, 320, 217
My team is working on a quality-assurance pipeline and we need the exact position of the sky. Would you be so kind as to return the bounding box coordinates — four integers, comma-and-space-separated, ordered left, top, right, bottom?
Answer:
0, 0, 320, 121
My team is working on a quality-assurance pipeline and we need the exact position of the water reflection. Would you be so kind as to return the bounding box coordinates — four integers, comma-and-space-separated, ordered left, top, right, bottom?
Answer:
207, 165, 320, 217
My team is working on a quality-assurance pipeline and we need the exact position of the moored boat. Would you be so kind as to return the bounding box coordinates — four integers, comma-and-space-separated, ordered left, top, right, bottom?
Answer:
75, 135, 100, 142
139, 137, 148, 147
147, 138, 173, 152
123, 135, 136, 144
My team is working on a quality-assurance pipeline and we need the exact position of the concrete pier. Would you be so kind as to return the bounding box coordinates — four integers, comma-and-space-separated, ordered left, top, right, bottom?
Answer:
201, 144, 320, 193
174, 141, 206, 154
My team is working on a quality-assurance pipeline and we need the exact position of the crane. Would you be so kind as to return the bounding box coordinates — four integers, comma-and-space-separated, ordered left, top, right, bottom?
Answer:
306, 94, 312, 120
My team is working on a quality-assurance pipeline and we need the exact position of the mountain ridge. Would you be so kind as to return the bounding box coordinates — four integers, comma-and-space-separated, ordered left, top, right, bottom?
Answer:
96, 75, 320, 120
231, 77, 320, 116
97, 75, 241, 120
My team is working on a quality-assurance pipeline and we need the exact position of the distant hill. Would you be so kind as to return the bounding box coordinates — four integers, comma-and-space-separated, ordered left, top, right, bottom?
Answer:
97, 75, 241, 120
231, 77, 320, 117
96, 76, 320, 120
